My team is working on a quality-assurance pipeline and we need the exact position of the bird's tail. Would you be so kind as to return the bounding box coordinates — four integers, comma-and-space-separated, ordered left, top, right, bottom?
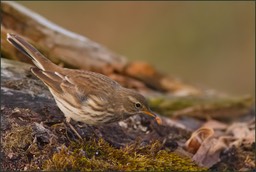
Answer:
7, 33, 59, 71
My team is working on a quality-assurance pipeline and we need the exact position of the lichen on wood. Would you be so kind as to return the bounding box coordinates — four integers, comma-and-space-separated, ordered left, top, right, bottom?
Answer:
149, 95, 253, 121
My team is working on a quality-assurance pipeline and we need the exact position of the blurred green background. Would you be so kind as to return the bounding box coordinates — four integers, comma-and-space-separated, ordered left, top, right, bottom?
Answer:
19, 1, 254, 96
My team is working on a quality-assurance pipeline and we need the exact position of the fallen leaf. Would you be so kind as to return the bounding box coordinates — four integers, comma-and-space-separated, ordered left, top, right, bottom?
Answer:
226, 123, 250, 138
185, 127, 214, 154
185, 127, 232, 168
192, 137, 221, 168
226, 121, 255, 145
185, 118, 255, 168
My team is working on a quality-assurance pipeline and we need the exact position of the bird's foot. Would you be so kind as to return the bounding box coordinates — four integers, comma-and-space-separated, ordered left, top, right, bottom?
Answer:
65, 117, 83, 140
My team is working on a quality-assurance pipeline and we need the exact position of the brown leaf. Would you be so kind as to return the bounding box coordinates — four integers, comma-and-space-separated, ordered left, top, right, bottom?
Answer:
185, 118, 255, 168
226, 121, 255, 145
185, 127, 214, 154
192, 137, 221, 167
186, 127, 230, 168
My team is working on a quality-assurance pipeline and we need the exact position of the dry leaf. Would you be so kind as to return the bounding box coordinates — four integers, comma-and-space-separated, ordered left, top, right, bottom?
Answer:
185, 118, 255, 168
192, 137, 221, 167
186, 127, 229, 168
185, 127, 214, 154
226, 122, 255, 145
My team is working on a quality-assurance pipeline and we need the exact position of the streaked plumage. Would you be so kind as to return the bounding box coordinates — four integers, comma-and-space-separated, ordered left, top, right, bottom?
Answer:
7, 33, 162, 126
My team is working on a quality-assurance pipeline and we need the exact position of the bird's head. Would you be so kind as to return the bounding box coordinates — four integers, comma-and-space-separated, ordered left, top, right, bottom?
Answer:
117, 88, 162, 124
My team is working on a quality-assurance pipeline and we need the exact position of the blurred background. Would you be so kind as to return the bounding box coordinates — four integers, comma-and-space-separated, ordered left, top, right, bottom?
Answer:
19, 1, 254, 96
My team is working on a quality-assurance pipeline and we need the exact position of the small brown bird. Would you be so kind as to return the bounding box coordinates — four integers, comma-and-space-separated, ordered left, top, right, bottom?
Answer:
7, 33, 162, 133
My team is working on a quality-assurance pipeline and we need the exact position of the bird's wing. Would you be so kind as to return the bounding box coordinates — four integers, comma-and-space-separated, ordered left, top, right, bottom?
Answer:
31, 68, 89, 106
60, 71, 121, 101
32, 68, 119, 106
31, 67, 63, 93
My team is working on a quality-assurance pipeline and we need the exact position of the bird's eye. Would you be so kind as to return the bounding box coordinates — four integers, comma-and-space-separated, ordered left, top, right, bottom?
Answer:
135, 102, 142, 108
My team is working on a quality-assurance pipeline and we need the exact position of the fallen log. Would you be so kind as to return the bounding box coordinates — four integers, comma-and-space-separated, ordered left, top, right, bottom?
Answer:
1, 1, 201, 95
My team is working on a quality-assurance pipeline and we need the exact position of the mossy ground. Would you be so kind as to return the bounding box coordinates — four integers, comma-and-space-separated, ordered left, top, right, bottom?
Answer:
2, 106, 253, 171
43, 138, 205, 171
1, 114, 205, 171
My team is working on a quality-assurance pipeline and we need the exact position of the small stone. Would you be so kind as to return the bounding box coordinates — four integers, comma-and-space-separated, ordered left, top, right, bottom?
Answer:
164, 139, 178, 151
118, 121, 128, 128
7, 152, 17, 160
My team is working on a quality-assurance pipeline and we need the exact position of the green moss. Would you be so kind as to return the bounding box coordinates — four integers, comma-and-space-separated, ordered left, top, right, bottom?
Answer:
43, 138, 206, 171
148, 95, 253, 118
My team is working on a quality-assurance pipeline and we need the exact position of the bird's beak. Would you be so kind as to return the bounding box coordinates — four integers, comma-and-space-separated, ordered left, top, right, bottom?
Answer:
143, 110, 162, 125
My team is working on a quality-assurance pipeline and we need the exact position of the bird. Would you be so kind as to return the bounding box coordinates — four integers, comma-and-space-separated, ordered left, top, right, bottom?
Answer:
7, 33, 162, 138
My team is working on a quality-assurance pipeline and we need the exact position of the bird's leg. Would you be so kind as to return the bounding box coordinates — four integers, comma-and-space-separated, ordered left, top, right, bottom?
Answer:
66, 117, 82, 140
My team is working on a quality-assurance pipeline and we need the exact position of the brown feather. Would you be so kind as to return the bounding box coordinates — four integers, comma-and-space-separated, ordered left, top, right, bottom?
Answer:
31, 68, 62, 93
7, 33, 60, 71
